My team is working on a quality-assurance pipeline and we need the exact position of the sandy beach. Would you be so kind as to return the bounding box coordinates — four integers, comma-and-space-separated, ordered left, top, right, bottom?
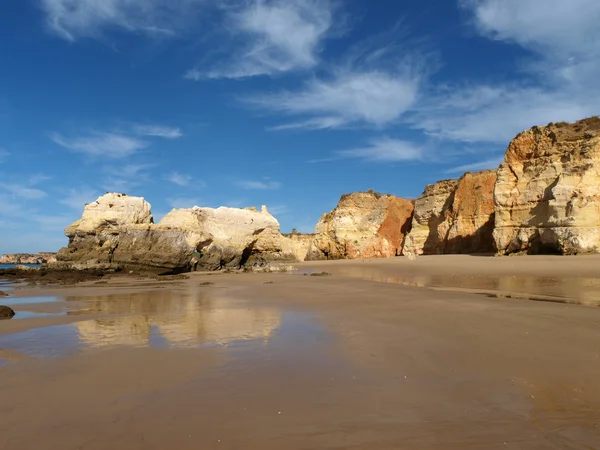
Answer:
2, 256, 600, 449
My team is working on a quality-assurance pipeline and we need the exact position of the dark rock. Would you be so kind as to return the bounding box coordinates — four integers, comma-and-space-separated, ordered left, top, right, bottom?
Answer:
0, 305, 15, 319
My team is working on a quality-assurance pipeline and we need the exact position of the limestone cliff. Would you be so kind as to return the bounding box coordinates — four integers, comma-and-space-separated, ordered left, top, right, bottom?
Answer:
403, 170, 497, 255
494, 117, 600, 255
306, 191, 414, 260
0, 253, 57, 265
55, 193, 302, 271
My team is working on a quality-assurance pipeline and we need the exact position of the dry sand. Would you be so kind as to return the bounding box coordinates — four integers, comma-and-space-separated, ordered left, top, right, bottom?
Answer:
1, 255, 600, 449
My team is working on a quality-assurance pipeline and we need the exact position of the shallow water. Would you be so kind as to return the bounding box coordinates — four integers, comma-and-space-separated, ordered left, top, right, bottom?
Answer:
0, 289, 326, 357
0, 279, 14, 291
321, 266, 600, 306
0, 264, 41, 270
13, 310, 64, 320
1, 283, 600, 448
1, 295, 62, 306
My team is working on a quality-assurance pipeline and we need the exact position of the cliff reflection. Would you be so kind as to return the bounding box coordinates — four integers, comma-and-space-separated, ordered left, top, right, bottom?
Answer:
68, 289, 281, 349
327, 266, 600, 306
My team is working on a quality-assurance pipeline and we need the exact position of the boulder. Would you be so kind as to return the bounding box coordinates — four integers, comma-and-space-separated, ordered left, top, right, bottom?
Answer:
0, 305, 15, 319
494, 117, 600, 255
14, 265, 39, 271
307, 191, 414, 260
403, 170, 497, 255
55, 194, 303, 272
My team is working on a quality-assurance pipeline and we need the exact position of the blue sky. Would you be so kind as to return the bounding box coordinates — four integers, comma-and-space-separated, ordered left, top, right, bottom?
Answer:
1, 0, 599, 254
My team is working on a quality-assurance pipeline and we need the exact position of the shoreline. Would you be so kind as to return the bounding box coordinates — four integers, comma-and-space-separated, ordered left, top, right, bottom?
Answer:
2, 255, 600, 447
3, 254, 600, 307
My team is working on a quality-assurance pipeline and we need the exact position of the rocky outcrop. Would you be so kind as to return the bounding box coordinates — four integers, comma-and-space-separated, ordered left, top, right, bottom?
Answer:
494, 117, 600, 255
403, 170, 497, 255
306, 191, 414, 260
0, 253, 57, 265
280, 233, 314, 262
0, 305, 15, 319
55, 193, 302, 272
403, 179, 459, 255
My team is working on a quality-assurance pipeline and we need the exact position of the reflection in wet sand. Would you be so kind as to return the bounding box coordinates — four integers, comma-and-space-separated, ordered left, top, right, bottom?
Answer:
70, 289, 282, 349
327, 266, 600, 306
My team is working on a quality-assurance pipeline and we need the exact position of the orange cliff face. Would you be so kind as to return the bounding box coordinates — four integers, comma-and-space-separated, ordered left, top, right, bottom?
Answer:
494, 117, 600, 255
403, 170, 497, 255
306, 191, 414, 260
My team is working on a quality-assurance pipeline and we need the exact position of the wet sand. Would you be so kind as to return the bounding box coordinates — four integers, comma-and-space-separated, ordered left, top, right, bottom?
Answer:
2, 256, 600, 449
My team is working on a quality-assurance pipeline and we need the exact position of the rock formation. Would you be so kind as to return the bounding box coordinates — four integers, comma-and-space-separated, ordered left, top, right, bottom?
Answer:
0, 253, 57, 265
55, 193, 303, 272
494, 117, 600, 255
0, 305, 15, 319
306, 190, 414, 260
403, 170, 497, 255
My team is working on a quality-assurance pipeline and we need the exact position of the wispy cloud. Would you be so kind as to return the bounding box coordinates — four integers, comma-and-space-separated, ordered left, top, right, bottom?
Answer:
443, 157, 504, 174
167, 172, 192, 187
167, 197, 201, 209
186, 0, 335, 79
461, 0, 600, 58
408, 0, 600, 144
0, 185, 47, 200
0, 148, 9, 162
338, 137, 423, 162
134, 124, 182, 139
50, 132, 148, 158
249, 71, 420, 129
41, 0, 205, 42
59, 187, 100, 210
235, 179, 282, 190
411, 85, 593, 144
103, 163, 155, 192
265, 204, 289, 216
243, 24, 428, 129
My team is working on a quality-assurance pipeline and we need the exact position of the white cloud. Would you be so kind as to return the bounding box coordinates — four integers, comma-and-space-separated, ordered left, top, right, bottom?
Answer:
265, 204, 289, 216
0, 148, 9, 162
186, 0, 334, 79
135, 124, 182, 139
0, 185, 47, 200
338, 137, 423, 162
50, 132, 148, 158
247, 69, 420, 129
243, 23, 427, 129
60, 187, 100, 210
0, 195, 29, 218
28, 174, 52, 185
411, 85, 595, 144
167, 197, 200, 209
167, 172, 192, 187
41, 0, 205, 41
461, 0, 600, 57
103, 163, 155, 192
444, 156, 504, 174
32, 213, 79, 232
410, 0, 600, 144
235, 180, 282, 190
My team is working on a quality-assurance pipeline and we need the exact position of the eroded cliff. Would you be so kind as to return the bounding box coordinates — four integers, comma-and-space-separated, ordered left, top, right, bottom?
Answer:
494, 117, 600, 255
55, 193, 303, 271
306, 190, 414, 260
403, 170, 497, 255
